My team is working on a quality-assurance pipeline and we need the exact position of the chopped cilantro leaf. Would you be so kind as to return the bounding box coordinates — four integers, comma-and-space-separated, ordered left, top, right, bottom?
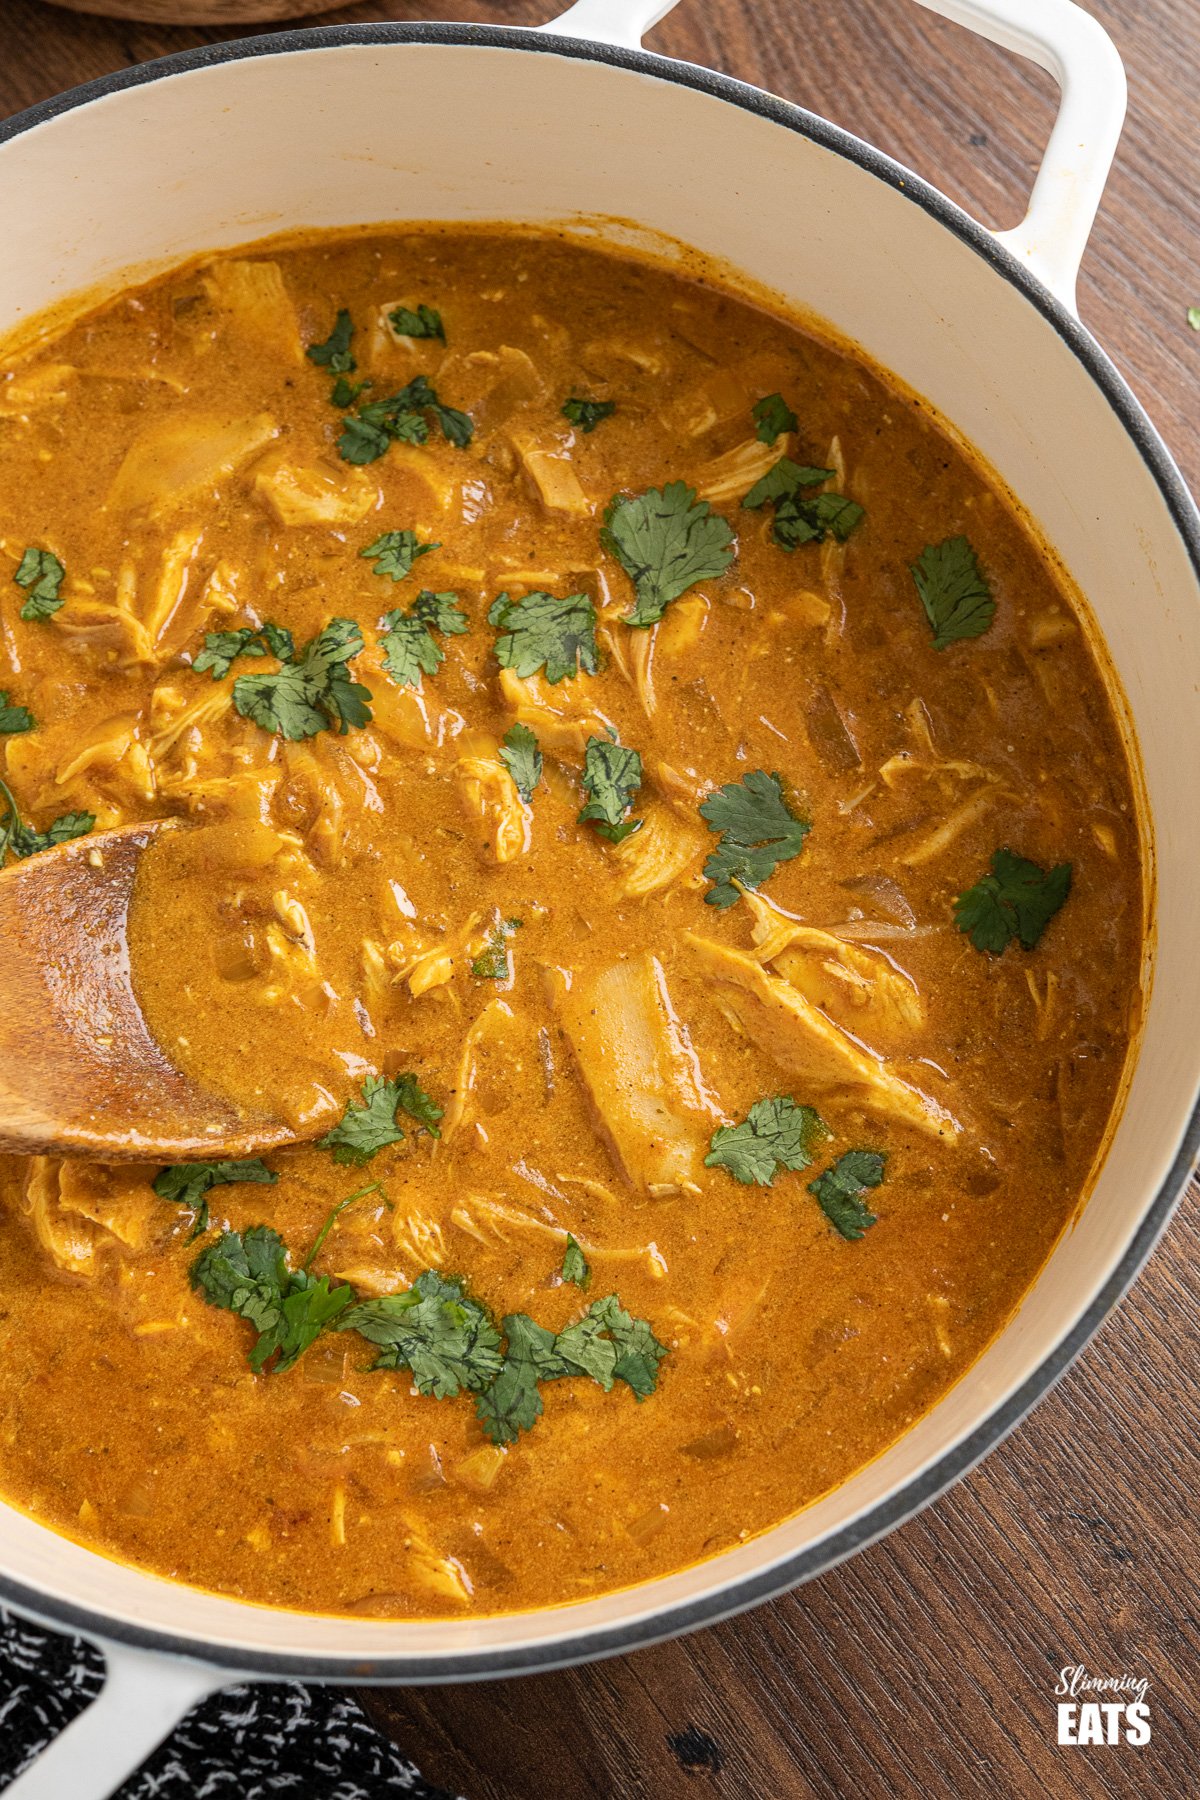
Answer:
474, 1313, 566, 1443
341, 1271, 505, 1398
578, 734, 643, 844
910, 535, 995, 649
743, 458, 833, 508
471, 916, 522, 982
560, 1294, 668, 1399
0, 777, 93, 866
361, 529, 439, 583
330, 375, 370, 409
1188, 307, 1200, 331
0, 692, 34, 734
194, 622, 295, 679
699, 769, 811, 908
306, 308, 356, 374
388, 302, 445, 341
954, 848, 1072, 954
338, 375, 472, 464
562, 396, 615, 433
601, 481, 735, 627
392, 1072, 443, 1138
378, 589, 467, 688
153, 1157, 277, 1238
809, 1150, 886, 1240
233, 617, 371, 739
752, 393, 798, 445
488, 589, 599, 684
191, 1225, 353, 1373
499, 721, 543, 803
317, 1074, 410, 1166
705, 1096, 826, 1186
743, 457, 864, 549
13, 547, 66, 622
476, 1293, 667, 1443
561, 1234, 590, 1289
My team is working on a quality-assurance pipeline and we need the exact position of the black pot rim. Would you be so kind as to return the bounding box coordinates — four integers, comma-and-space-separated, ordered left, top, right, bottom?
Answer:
1, 18, 1197, 1684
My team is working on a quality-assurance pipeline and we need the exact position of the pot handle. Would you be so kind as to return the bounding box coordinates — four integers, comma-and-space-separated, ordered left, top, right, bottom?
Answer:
4, 1637, 224, 1800
917, 1, 1126, 310
542, 0, 1126, 314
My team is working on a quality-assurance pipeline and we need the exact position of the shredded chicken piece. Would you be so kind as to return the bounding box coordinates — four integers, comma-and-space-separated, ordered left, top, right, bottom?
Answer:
695, 435, 788, 504
507, 428, 592, 515
22, 1159, 159, 1276
683, 933, 957, 1140
602, 622, 657, 717
456, 745, 532, 862
741, 890, 925, 1040
400, 1523, 473, 1604
498, 667, 616, 757
254, 459, 378, 527
386, 911, 485, 1001
547, 954, 719, 1195
0, 360, 76, 417
202, 259, 301, 363
108, 413, 279, 518
440, 996, 514, 1141
612, 805, 705, 898
896, 786, 997, 867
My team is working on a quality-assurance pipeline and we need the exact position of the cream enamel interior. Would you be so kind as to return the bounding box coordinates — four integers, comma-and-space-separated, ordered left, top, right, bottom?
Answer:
0, 36, 1196, 1667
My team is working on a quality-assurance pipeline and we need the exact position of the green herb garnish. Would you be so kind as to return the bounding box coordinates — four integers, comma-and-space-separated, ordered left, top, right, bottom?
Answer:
388, 303, 445, 342
562, 396, 615, 433
954, 848, 1072, 954
13, 548, 66, 622
808, 1150, 886, 1240
1187, 307, 1200, 331
471, 916, 522, 981
361, 530, 438, 583
194, 1226, 668, 1436
578, 734, 643, 844
910, 535, 995, 649
0, 693, 35, 734
341, 1272, 504, 1397
191, 1225, 353, 1373
561, 1234, 590, 1289
378, 589, 468, 688
331, 375, 370, 408
338, 375, 471, 464
317, 1074, 412, 1167
488, 590, 599, 683
752, 393, 798, 445
0, 778, 92, 866
392, 1073, 444, 1138
193, 622, 295, 679
233, 617, 371, 739
699, 769, 811, 908
743, 458, 864, 549
601, 482, 735, 627
705, 1096, 826, 1186
153, 1157, 278, 1238
499, 721, 543, 803
307, 308, 356, 374
476, 1294, 668, 1444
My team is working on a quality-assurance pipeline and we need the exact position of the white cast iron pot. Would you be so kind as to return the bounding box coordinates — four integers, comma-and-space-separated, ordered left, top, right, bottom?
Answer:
2, 2, 1198, 1792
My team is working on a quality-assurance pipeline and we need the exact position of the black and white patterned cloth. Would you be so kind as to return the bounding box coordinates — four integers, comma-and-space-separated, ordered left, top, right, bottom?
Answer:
0, 1608, 458, 1799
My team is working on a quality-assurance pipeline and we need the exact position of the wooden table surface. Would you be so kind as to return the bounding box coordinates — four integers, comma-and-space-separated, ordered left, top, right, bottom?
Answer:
3, 1, 1197, 1794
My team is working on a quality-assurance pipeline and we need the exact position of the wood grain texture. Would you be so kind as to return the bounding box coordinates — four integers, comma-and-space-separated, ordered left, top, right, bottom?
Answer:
1, 1, 1197, 1794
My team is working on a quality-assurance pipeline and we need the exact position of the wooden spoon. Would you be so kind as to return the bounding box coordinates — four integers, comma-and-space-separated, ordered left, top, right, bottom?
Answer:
0, 819, 292, 1161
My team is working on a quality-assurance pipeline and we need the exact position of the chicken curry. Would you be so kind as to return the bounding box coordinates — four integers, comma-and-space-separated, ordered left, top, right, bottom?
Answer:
0, 228, 1144, 1618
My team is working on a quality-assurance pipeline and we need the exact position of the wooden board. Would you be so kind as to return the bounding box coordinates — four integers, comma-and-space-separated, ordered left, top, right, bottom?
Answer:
2, 2, 1197, 1793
